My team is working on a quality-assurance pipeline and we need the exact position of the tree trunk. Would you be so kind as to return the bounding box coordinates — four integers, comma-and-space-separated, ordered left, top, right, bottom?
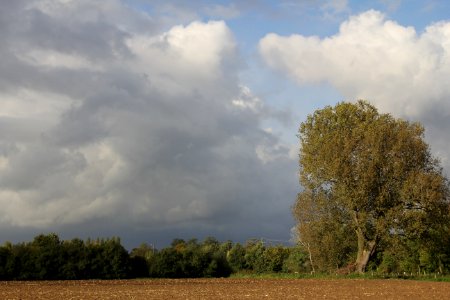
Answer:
305, 242, 315, 274
299, 240, 315, 274
355, 228, 377, 274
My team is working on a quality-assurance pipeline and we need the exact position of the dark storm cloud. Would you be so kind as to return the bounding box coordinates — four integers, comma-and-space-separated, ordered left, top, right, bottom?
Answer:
0, 0, 297, 248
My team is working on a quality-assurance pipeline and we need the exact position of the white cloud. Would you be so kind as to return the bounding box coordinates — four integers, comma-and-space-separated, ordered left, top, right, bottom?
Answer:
0, 89, 78, 121
204, 3, 240, 19
260, 9, 450, 170
231, 85, 263, 112
379, 0, 402, 12
125, 20, 238, 97
260, 10, 450, 115
17, 49, 103, 71
321, 0, 349, 16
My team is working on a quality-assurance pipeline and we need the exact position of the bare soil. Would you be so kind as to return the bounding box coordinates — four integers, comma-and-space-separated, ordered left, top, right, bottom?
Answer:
1, 278, 450, 299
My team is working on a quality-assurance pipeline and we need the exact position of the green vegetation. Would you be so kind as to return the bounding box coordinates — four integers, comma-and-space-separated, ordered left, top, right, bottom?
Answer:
0, 234, 310, 280
0, 234, 130, 280
1, 232, 450, 280
294, 101, 450, 275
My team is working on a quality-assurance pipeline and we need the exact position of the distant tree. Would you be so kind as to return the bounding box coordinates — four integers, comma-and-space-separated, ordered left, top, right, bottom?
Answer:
226, 243, 246, 272
31, 233, 63, 279
201, 238, 231, 277
82, 237, 131, 279
294, 101, 450, 273
244, 240, 265, 273
262, 246, 289, 272
147, 238, 232, 278
202, 237, 220, 250
61, 238, 88, 279
171, 239, 186, 250
0, 243, 13, 279
220, 240, 233, 254
282, 246, 309, 273
101, 237, 130, 279
10, 243, 36, 279
149, 248, 183, 278
130, 243, 154, 278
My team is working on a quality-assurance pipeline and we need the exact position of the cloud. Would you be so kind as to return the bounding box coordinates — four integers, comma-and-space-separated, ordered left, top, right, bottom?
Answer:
260, 9, 450, 170
203, 3, 241, 19
321, 0, 349, 17
379, 0, 402, 12
0, 0, 297, 247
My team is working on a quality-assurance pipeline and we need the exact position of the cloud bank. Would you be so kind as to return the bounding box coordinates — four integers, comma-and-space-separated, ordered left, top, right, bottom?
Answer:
260, 9, 450, 170
0, 0, 297, 246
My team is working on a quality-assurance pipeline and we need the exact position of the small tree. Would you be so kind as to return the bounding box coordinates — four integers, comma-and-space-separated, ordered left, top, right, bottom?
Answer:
244, 240, 265, 273
294, 101, 450, 273
282, 246, 309, 273
0, 244, 14, 280
32, 233, 63, 279
262, 246, 289, 273
226, 243, 246, 272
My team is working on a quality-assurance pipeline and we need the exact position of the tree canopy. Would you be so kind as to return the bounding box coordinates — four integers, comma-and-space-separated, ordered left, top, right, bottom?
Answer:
294, 101, 450, 273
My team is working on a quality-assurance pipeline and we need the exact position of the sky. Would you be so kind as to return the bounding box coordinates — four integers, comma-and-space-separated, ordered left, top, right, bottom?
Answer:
1, 0, 450, 249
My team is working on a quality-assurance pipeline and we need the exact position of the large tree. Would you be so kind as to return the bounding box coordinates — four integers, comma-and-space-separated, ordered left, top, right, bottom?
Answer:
294, 101, 449, 273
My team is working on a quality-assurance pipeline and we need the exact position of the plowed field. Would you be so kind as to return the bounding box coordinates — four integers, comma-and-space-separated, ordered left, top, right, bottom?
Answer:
1, 278, 450, 299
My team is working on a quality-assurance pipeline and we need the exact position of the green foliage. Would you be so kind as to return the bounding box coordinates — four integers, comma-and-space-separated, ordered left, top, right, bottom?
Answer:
31, 233, 63, 279
149, 248, 183, 278
3, 232, 450, 280
238, 240, 292, 273
130, 243, 153, 278
262, 246, 289, 272
0, 234, 131, 280
100, 238, 130, 279
61, 238, 88, 279
227, 243, 246, 272
294, 100, 450, 274
147, 237, 232, 278
282, 246, 309, 273
0, 244, 14, 279
244, 240, 265, 272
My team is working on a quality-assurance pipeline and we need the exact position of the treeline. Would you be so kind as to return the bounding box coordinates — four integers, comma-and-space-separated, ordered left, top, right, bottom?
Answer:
0, 234, 309, 280
135, 238, 308, 278
2, 233, 449, 280
0, 234, 130, 280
